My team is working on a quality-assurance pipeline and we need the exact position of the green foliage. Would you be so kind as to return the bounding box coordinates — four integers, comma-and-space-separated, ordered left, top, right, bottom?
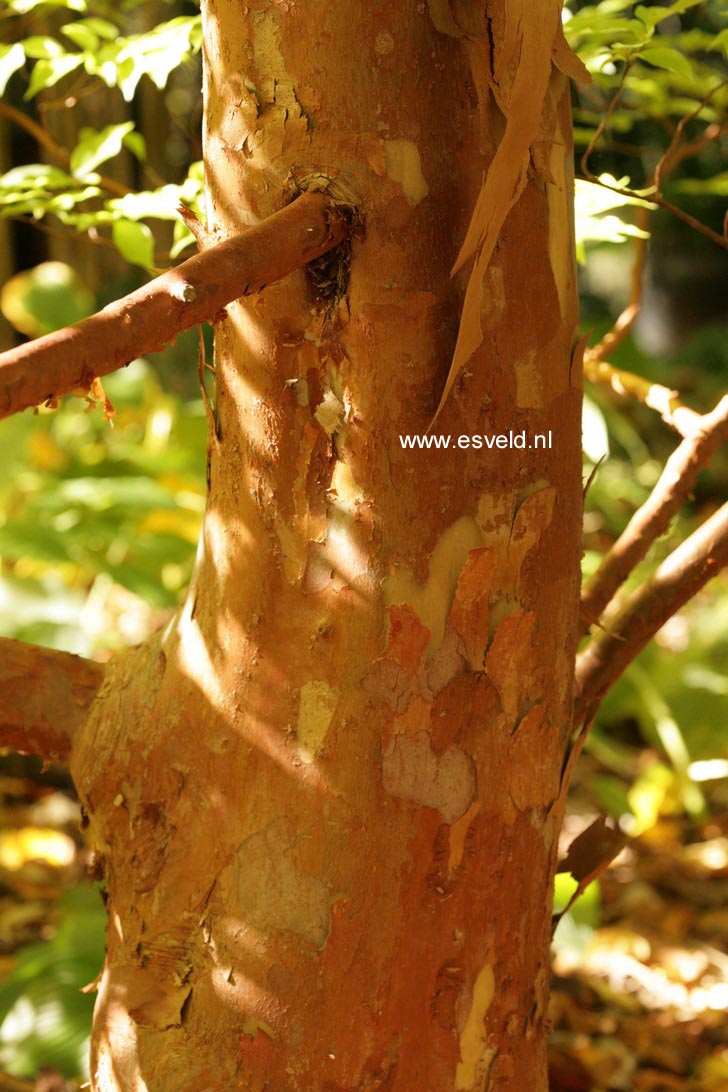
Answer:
565, 0, 727, 160
0, 262, 94, 336
0, 0, 203, 266
552, 875, 602, 961
2, 7, 202, 102
574, 174, 651, 261
0, 883, 106, 1079
0, 354, 207, 654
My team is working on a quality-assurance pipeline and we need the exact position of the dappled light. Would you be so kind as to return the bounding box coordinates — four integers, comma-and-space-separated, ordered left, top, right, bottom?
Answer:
0, 0, 726, 1087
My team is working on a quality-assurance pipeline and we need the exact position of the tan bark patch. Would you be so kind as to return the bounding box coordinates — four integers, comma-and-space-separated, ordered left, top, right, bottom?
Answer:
383, 140, 429, 207
232, 819, 331, 949
382, 730, 476, 824
447, 801, 482, 876
384, 516, 484, 653
297, 680, 337, 756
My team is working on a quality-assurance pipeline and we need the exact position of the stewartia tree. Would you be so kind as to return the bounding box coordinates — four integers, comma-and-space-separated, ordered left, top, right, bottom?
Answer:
0, 0, 726, 1088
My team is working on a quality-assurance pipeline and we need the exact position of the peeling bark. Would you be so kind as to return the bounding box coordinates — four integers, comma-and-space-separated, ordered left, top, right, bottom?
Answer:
65, 1, 585, 1088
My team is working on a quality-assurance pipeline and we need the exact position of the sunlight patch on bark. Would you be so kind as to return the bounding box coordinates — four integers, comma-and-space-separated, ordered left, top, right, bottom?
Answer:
455, 961, 496, 1090
383, 140, 429, 207
384, 516, 483, 652
297, 680, 337, 758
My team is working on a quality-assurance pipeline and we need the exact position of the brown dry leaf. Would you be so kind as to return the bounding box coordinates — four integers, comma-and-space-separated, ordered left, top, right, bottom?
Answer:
557, 815, 627, 885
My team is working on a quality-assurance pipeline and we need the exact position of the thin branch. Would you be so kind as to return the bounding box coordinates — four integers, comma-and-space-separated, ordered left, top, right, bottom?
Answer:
584, 82, 728, 371
583, 357, 703, 437
580, 59, 633, 182
654, 79, 728, 192
584, 213, 648, 365
0, 100, 134, 199
581, 395, 728, 633
580, 68, 728, 252
584, 172, 728, 252
0, 637, 105, 763
0, 193, 350, 419
575, 502, 728, 724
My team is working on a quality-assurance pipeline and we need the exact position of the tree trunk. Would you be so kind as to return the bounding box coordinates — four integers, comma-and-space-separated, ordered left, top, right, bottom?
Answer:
70, 1, 583, 1088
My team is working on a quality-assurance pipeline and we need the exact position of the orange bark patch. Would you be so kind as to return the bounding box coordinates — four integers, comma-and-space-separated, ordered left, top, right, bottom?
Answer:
485, 609, 537, 720
386, 602, 431, 672
506, 703, 560, 812
448, 547, 496, 670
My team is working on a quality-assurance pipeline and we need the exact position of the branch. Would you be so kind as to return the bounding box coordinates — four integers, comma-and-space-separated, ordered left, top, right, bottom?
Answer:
584, 213, 647, 365
0, 637, 105, 763
0, 193, 349, 419
580, 69, 728, 253
575, 502, 728, 723
583, 357, 703, 436
581, 396, 728, 632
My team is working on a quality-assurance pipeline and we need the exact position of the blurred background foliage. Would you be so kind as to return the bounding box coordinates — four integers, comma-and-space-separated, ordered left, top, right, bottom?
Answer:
0, 0, 726, 1084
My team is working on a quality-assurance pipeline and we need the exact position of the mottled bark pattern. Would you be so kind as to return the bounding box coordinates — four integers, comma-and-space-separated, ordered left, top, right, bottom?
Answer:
71, 1, 583, 1088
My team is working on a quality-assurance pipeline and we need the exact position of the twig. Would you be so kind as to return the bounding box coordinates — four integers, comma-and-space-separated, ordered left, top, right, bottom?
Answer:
0, 193, 349, 419
581, 395, 728, 633
654, 79, 728, 192
580, 59, 633, 182
580, 67, 728, 252
585, 213, 648, 364
584, 172, 728, 252
583, 357, 703, 437
575, 502, 728, 723
0, 100, 133, 198
0, 637, 105, 763
584, 82, 728, 371
197, 324, 218, 442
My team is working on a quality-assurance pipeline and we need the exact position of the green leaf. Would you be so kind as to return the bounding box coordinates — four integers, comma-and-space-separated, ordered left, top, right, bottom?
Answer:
709, 28, 728, 59
635, 0, 702, 30
0, 43, 25, 96
0, 163, 75, 192
112, 218, 155, 270
70, 121, 135, 179
108, 186, 188, 221
61, 21, 99, 51
639, 45, 693, 81
5, 0, 85, 11
122, 130, 146, 162
677, 171, 728, 196
0, 261, 94, 337
114, 16, 202, 100
20, 35, 65, 59
25, 53, 83, 98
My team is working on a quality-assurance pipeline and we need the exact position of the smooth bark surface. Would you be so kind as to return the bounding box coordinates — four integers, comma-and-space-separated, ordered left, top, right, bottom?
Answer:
0, 637, 104, 763
66, 2, 585, 1088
